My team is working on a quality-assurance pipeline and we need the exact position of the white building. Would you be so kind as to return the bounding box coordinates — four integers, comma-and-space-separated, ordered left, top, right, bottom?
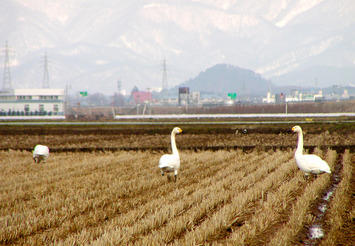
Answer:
0, 88, 65, 118
342, 89, 349, 99
262, 92, 275, 103
313, 90, 324, 101
190, 91, 200, 105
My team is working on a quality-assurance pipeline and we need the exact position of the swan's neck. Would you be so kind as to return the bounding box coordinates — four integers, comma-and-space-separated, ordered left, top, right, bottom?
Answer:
171, 132, 178, 155
296, 130, 304, 155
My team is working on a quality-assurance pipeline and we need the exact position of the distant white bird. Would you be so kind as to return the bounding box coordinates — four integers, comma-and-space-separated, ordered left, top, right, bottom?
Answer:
292, 125, 331, 175
159, 127, 182, 182
33, 145, 49, 163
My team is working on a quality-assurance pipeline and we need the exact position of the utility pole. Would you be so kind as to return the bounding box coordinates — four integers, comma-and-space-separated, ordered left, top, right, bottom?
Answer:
42, 51, 50, 88
2, 41, 13, 91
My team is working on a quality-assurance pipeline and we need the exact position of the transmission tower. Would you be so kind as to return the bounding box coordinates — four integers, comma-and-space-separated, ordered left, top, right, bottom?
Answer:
42, 51, 50, 88
2, 41, 12, 91
117, 80, 122, 93
162, 58, 168, 91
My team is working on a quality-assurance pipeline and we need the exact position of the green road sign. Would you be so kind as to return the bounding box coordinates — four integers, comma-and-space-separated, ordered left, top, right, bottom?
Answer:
228, 92, 237, 100
80, 91, 88, 97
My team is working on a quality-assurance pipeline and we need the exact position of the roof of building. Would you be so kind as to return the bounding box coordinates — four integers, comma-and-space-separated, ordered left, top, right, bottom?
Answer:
0, 88, 64, 96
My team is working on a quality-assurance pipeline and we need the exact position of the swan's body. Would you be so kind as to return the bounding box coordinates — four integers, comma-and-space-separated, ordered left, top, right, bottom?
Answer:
292, 126, 331, 175
33, 145, 49, 163
159, 127, 182, 181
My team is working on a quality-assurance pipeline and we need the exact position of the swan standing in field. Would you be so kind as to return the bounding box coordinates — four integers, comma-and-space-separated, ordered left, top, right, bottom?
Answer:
159, 127, 182, 182
292, 125, 331, 176
33, 144, 49, 163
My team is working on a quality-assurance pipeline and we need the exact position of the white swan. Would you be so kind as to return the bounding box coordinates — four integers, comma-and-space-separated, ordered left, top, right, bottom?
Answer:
33, 144, 49, 163
159, 127, 182, 181
292, 125, 331, 175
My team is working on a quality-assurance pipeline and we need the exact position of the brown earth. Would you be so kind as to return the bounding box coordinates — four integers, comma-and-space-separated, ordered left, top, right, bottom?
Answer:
0, 122, 353, 245
0, 123, 354, 151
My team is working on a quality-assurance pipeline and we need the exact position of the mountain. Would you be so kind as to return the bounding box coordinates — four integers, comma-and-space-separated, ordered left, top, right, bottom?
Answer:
0, 0, 354, 94
271, 65, 355, 87
179, 64, 271, 96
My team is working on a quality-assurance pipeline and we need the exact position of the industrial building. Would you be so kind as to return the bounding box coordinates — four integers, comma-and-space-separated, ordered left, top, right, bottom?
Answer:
0, 88, 65, 117
131, 91, 152, 104
0, 42, 66, 119
178, 87, 190, 105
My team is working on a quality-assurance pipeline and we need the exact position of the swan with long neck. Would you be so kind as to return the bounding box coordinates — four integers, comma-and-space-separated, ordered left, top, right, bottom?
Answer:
159, 127, 182, 181
292, 125, 331, 175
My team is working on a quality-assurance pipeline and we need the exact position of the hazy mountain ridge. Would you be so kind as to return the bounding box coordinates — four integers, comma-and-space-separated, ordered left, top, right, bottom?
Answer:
180, 64, 271, 96
0, 0, 354, 94
271, 65, 355, 86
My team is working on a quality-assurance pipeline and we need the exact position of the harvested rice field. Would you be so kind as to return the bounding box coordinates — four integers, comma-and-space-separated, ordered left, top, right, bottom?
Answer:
0, 123, 354, 245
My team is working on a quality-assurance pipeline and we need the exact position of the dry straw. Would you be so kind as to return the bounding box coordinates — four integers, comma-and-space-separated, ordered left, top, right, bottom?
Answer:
0, 148, 351, 245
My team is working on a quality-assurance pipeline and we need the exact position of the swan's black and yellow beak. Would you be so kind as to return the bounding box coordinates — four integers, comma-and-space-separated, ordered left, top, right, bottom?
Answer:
292, 127, 295, 132
178, 128, 183, 133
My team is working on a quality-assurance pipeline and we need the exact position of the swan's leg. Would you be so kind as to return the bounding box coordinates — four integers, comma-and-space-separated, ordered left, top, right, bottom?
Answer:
174, 170, 178, 182
304, 173, 310, 180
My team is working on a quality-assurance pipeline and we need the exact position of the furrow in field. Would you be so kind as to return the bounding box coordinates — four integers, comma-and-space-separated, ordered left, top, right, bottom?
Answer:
0, 152, 154, 244
266, 150, 337, 246
0, 152, 148, 215
223, 171, 307, 245
0, 151, 139, 197
3, 151, 239, 245
320, 150, 353, 245
53, 150, 265, 245
295, 149, 340, 245
229, 149, 338, 246
18, 151, 247, 245
88, 151, 292, 245
167, 151, 296, 245
84, 151, 274, 246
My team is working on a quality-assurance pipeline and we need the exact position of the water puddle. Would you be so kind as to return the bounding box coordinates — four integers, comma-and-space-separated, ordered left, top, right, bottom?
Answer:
307, 187, 337, 242
304, 152, 343, 245
318, 203, 326, 213
309, 224, 324, 239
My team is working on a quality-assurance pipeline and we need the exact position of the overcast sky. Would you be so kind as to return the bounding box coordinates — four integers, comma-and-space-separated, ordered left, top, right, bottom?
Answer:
1, 0, 354, 94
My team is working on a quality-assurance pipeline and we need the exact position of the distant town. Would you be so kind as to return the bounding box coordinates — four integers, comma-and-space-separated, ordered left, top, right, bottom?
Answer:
1, 82, 355, 121
70, 84, 355, 107
0, 42, 354, 120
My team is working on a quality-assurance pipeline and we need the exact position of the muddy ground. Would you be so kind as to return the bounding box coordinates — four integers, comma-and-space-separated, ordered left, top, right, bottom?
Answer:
0, 122, 353, 151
